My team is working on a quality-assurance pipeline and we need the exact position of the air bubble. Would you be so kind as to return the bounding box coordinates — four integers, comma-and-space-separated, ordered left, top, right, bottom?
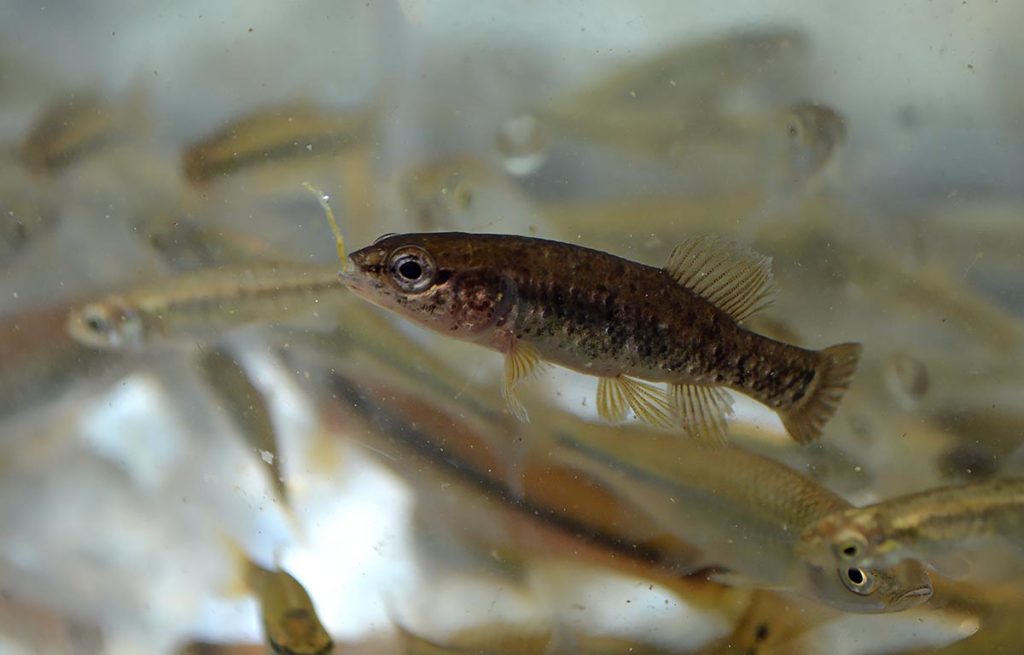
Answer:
496, 113, 547, 177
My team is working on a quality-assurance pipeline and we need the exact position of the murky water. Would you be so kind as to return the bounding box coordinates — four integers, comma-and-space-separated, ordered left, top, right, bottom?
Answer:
1, 2, 1023, 654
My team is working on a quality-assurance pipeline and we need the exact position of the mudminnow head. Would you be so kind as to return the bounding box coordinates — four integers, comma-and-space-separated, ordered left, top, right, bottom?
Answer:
341, 233, 517, 338
66, 297, 145, 350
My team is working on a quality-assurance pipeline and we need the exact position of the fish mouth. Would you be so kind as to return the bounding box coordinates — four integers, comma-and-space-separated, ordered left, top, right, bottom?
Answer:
894, 584, 933, 608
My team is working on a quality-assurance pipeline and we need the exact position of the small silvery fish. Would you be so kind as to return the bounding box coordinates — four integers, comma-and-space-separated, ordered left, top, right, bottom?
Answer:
797, 478, 1024, 582
66, 263, 343, 350
225, 545, 333, 655
182, 103, 374, 185
339, 232, 861, 444
550, 429, 932, 613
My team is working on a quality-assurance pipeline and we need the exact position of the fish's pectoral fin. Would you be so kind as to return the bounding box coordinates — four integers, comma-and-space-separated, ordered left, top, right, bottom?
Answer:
664, 235, 777, 323
779, 342, 861, 443
670, 383, 734, 446
502, 340, 544, 422
597, 376, 676, 429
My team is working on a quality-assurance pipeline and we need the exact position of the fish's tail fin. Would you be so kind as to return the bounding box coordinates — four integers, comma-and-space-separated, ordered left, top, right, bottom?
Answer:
780, 342, 861, 444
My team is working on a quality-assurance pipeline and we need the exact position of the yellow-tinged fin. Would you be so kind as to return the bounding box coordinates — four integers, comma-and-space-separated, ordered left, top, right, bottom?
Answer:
780, 342, 862, 443
302, 181, 348, 269
502, 340, 544, 422
596, 375, 676, 429
670, 383, 734, 445
664, 235, 776, 322
216, 531, 258, 600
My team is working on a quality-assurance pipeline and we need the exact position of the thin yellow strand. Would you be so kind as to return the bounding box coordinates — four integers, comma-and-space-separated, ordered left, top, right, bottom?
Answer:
302, 181, 348, 269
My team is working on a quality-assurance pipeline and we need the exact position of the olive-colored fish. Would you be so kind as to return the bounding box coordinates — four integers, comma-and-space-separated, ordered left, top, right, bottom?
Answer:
199, 347, 290, 512
66, 263, 343, 350
550, 429, 933, 613
20, 88, 146, 175
340, 232, 861, 444
182, 103, 374, 185
797, 478, 1024, 582
394, 620, 552, 655
231, 553, 333, 655
783, 101, 847, 186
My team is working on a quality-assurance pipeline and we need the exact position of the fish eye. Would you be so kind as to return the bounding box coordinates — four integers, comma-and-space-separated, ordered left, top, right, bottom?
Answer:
833, 531, 868, 561
83, 308, 111, 335
388, 246, 435, 293
840, 566, 877, 595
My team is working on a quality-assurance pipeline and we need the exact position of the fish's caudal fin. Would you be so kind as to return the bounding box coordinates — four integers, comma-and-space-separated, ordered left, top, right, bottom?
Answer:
780, 343, 862, 443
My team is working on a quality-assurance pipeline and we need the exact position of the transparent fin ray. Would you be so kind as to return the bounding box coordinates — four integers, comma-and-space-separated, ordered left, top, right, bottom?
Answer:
670, 383, 734, 445
502, 340, 544, 422
664, 235, 777, 322
597, 375, 676, 429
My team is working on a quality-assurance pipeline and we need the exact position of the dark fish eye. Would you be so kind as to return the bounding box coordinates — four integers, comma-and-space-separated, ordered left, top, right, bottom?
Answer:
84, 311, 110, 334
388, 246, 435, 293
840, 566, 876, 595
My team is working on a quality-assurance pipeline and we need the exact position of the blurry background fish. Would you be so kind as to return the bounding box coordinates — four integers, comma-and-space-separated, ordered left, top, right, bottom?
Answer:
1, 0, 1024, 654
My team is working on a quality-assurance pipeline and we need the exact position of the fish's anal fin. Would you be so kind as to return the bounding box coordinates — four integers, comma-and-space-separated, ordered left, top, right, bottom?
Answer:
596, 375, 676, 429
502, 339, 544, 422
670, 383, 734, 446
664, 235, 777, 323
780, 342, 862, 443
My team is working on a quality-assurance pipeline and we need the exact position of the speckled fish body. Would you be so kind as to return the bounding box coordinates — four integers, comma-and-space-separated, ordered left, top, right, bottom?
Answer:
342, 232, 860, 443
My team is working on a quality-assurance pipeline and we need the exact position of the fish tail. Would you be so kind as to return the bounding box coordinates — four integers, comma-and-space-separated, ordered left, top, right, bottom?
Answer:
780, 342, 862, 443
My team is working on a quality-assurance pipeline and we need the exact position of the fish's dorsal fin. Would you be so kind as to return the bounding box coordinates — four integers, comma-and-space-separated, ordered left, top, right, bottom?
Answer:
664, 235, 777, 322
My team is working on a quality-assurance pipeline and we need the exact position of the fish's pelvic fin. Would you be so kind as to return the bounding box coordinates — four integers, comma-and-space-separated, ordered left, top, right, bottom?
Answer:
780, 342, 862, 443
670, 383, 734, 445
596, 376, 676, 429
502, 340, 544, 422
664, 235, 777, 322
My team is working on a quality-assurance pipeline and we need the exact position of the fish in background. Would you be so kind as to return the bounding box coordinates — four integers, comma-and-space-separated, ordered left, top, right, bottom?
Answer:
65, 262, 344, 351
223, 541, 333, 655
198, 346, 292, 516
782, 101, 847, 188
0, 178, 61, 267
19, 86, 149, 176
339, 232, 861, 444
548, 428, 932, 613
181, 102, 376, 186
798, 478, 1024, 583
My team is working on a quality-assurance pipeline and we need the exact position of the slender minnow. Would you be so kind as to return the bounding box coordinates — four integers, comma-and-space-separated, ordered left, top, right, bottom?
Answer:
67, 263, 344, 350
339, 232, 861, 444
20, 88, 145, 175
797, 478, 1024, 580
199, 347, 291, 513
550, 428, 932, 613
182, 103, 374, 185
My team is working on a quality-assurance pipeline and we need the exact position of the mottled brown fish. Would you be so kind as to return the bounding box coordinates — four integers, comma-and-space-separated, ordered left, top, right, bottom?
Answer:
339, 233, 861, 444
